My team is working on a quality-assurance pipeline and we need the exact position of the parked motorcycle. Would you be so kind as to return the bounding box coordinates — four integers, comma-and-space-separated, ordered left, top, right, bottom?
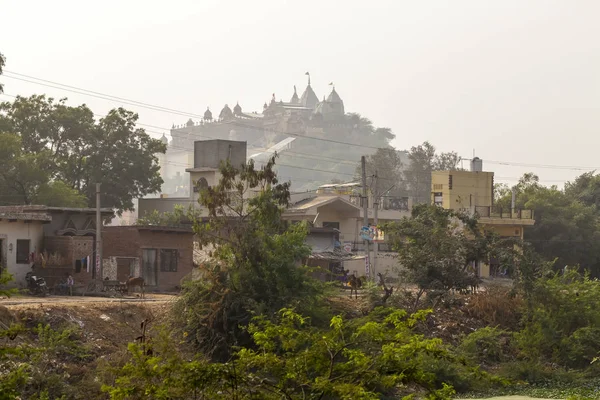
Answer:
25, 272, 48, 296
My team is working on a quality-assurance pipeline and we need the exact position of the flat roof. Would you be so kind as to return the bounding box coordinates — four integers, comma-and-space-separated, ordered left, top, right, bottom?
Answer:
0, 212, 52, 222
104, 225, 194, 234
0, 205, 114, 214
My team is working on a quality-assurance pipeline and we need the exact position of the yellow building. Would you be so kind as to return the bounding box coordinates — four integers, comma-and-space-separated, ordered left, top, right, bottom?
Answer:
431, 158, 535, 277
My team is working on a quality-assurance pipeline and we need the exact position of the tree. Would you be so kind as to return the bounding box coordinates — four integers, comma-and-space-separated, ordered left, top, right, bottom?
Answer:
0, 95, 166, 212
496, 173, 600, 276
34, 181, 87, 208
358, 148, 408, 197
0, 132, 54, 205
403, 142, 462, 204
136, 204, 198, 227
174, 156, 327, 361
565, 171, 600, 209
0, 52, 5, 93
383, 204, 506, 308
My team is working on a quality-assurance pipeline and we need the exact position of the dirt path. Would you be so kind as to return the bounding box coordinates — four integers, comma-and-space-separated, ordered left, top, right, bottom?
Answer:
0, 293, 178, 309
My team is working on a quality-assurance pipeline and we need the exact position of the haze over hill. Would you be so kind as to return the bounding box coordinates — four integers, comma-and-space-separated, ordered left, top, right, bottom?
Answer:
1, 0, 599, 188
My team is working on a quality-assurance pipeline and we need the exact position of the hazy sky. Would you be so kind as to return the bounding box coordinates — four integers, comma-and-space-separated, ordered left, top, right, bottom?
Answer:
1, 0, 599, 187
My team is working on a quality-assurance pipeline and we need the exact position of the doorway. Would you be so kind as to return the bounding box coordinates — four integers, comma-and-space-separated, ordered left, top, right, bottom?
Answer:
0, 239, 4, 273
116, 258, 135, 282
141, 249, 157, 286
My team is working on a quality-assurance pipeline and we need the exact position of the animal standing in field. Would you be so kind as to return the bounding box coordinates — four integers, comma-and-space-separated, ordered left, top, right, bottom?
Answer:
126, 276, 145, 299
347, 273, 362, 299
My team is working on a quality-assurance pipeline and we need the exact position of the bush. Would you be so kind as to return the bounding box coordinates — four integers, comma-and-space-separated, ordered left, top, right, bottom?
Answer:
458, 327, 513, 365
515, 269, 600, 368
464, 286, 523, 329
559, 326, 600, 369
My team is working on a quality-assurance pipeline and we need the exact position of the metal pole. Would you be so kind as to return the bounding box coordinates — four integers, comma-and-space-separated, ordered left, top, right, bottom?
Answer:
361, 156, 370, 279
373, 170, 379, 278
96, 183, 103, 280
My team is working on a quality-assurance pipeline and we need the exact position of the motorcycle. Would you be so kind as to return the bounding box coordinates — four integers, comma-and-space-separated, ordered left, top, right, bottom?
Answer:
25, 271, 48, 296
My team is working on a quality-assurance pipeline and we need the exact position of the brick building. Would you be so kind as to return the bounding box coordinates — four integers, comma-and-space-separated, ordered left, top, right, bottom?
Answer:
102, 226, 194, 292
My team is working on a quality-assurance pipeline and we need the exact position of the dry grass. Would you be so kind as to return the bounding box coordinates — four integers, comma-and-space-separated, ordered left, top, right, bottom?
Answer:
464, 286, 523, 329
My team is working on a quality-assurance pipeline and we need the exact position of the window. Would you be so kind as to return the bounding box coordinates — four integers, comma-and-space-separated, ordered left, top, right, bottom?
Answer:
433, 192, 443, 206
16, 240, 30, 264
448, 175, 453, 190
160, 249, 178, 272
322, 222, 340, 230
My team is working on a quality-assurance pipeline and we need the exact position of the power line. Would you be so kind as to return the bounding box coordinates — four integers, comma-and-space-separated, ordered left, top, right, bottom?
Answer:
0, 80, 592, 182
3, 72, 205, 119
2, 71, 384, 150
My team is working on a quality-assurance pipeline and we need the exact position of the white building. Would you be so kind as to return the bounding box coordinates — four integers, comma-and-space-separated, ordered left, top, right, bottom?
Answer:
0, 211, 50, 287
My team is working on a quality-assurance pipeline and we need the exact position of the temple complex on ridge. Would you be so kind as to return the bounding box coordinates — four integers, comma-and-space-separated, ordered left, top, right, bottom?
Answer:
159, 73, 353, 196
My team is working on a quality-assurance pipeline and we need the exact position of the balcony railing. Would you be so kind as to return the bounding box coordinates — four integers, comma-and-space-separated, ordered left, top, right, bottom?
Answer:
349, 195, 409, 211
382, 196, 409, 211
475, 206, 534, 220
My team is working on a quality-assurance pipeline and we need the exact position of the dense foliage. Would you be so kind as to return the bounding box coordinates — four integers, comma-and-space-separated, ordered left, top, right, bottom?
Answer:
0, 95, 166, 213
173, 156, 328, 361
496, 172, 600, 277
383, 204, 512, 308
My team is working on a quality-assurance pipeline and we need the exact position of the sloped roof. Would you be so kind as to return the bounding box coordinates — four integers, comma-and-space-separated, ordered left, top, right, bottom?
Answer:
287, 195, 361, 214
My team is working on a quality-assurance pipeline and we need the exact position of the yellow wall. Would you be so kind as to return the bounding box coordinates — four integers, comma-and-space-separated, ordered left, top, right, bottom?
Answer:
482, 224, 524, 239
432, 170, 494, 210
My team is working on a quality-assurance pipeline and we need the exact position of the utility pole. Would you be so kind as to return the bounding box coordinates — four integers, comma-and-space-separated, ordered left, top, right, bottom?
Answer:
96, 183, 103, 280
361, 156, 370, 279
373, 170, 379, 277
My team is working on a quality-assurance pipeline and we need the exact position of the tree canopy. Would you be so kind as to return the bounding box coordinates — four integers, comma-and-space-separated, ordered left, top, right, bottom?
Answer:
0, 95, 166, 213
174, 156, 327, 361
0, 51, 5, 93
496, 172, 600, 276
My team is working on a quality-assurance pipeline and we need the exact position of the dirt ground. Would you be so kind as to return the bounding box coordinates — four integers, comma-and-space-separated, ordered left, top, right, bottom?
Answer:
0, 293, 178, 309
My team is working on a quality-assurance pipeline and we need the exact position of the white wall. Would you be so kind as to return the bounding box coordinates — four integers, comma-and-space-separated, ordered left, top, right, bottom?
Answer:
0, 220, 45, 288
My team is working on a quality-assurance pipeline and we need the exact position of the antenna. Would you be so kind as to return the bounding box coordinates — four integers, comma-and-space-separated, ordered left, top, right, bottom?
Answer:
473, 149, 475, 159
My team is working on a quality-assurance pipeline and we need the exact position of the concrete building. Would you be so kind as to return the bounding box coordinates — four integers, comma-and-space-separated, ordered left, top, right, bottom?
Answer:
0, 211, 50, 286
282, 183, 413, 280
102, 226, 194, 292
0, 206, 115, 288
138, 139, 249, 218
431, 158, 535, 277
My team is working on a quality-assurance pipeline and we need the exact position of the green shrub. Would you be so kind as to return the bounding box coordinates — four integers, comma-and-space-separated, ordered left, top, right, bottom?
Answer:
458, 327, 512, 365
559, 326, 600, 369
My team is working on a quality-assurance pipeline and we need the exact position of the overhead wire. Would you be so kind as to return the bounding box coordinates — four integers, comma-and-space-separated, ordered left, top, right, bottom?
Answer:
0, 73, 592, 184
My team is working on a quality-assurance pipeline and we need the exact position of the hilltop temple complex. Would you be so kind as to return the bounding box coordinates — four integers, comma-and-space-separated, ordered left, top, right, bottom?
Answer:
159, 75, 390, 195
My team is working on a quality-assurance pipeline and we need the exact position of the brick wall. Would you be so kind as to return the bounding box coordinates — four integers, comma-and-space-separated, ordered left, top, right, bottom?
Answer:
103, 227, 193, 292
43, 235, 95, 285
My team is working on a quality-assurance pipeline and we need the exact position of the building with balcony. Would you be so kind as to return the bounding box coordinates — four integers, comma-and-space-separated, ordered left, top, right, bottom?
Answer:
431, 157, 535, 276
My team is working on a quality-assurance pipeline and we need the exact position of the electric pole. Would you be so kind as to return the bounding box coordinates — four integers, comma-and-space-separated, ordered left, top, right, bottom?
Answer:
373, 170, 379, 277
96, 183, 103, 280
361, 156, 370, 279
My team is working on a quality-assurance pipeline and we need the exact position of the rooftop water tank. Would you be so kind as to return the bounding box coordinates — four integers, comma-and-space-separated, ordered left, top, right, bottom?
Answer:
470, 157, 483, 172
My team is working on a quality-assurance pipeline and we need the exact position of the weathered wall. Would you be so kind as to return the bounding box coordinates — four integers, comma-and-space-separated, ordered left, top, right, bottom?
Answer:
0, 220, 45, 288
432, 170, 494, 210
103, 227, 193, 291
193, 140, 247, 169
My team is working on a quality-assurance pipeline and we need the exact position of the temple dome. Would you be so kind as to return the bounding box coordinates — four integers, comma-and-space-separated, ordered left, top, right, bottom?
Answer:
233, 102, 242, 115
203, 107, 213, 121
219, 104, 233, 120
